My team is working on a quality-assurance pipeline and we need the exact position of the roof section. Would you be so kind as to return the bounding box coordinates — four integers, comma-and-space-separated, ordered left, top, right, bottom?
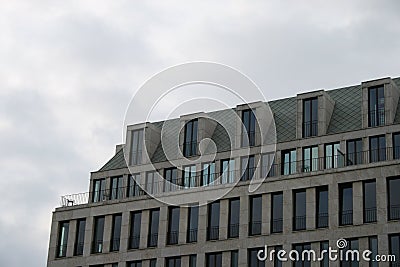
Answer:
99, 148, 127, 171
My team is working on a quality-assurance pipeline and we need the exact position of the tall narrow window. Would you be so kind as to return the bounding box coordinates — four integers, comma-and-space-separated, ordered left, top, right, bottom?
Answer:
363, 180, 377, 223
393, 133, 400, 160
74, 219, 86, 256
303, 97, 318, 137
92, 179, 105, 203
146, 171, 159, 194
282, 149, 296, 175
164, 167, 178, 192
368, 236, 378, 267
274, 245, 283, 267
128, 261, 142, 267
303, 146, 318, 172
231, 250, 239, 267
166, 257, 181, 267
207, 201, 220, 240
293, 189, 306, 231
320, 241, 329, 267
206, 252, 222, 267
128, 174, 143, 197
130, 129, 143, 165
369, 135, 386, 162
167, 207, 180, 245
221, 159, 235, 184
110, 176, 123, 200
187, 205, 199, 243
129, 211, 141, 249
316, 186, 329, 228
248, 248, 265, 267
346, 139, 363, 166
261, 152, 275, 177
149, 259, 157, 267
56, 221, 69, 258
110, 214, 122, 251
183, 165, 196, 188
228, 198, 240, 238
249, 195, 262, 236
148, 209, 159, 247
388, 177, 400, 220
339, 183, 353, 226
189, 255, 197, 267
389, 234, 400, 267
202, 162, 215, 186
340, 239, 359, 267
241, 155, 255, 181
92, 216, 104, 253
325, 142, 343, 169
271, 192, 283, 233
293, 243, 311, 267
183, 119, 198, 157
368, 86, 385, 127
242, 109, 256, 147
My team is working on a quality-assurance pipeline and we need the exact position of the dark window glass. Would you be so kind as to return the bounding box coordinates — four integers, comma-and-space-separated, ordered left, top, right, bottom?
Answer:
148, 209, 159, 247
221, 159, 235, 184
184, 119, 198, 157
92, 217, 104, 253
149, 259, 156, 267
368, 86, 385, 127
183, 165, 196, 188
92, 179, 105, 203
228, 198, 240, 238
110, 214, 122, 251
231, 250, 238, 267
110, 176, 123, 200
346, 139, 363, 166
316, 186, 329, 228
74, 219, 86, 256
130, 129, 143, 165
56, 221, 69, 257
167, 207, 180, 245
369, 135, 386, 162
202, 162, 216, 186
249, 195, 262, 235
164, 168, 178, 192
271, 192, 283, 233
363, 180, 377, 223
303, 146, 318, 172
128, 261, 142, 267
206, 252, 223, 267
189, 255, 197, 267
129, 211, 141, 249
293, 243, 311, 267
241, 155, 255, 181
128, 174, 143, 197
389, 234, 400, 267
282, 149, 297, 175
339, 183, 353, 226
242, 109, 256, 146
261, 153, 276, 177
207, 201, 220, 240
393, 133, 400, 160
325, 143, 343, 169
274, 245, 283, 267
166, 257, 181, 267
112, 263, 118, 267
388, 177, 400, 220
320, 241, 329, 267
340, 239, 359, 267
303, 97, 318, 137
293, 190, 307, 231
187, 205, 199, 243
146, 171, 160, 195
249, 248, 265, 267
368, 236, 378, 267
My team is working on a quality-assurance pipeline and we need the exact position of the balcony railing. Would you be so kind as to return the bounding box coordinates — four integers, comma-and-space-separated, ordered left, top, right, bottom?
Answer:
249, 221, 261, 236
167, 231, 179, 245
293, 216, 306, 231
389, 205, 400, 220
228, 223, 239, 238
187, 228, 198, 243
303, 120, 318, 137
364, 207, 377, 223
368, 109, 386, 127
340, 210, 353, 226
129, 235, 140, 249
317, 213, 329, 228
207, 226, 219, 240
271, 218, 283, 233
110, 238, 120, 251
147, 233, 158, 247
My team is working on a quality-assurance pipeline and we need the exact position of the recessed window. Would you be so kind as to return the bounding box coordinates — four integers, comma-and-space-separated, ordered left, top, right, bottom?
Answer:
293, 189, 306, 231
183, 119, 198, 157
320, 241, 329, 267
261, 152, 275, 178
110, 176, 123, 200
249, 195, 262, 236
166, 257, 181, 267
130, 129, 143, 165
149, 259, 157, 267
368, 86, 385, 127
167, 207, 180, 245
146, 171, 159, 194
363, 180, 377, 223
228, 198, 240, 238
187, 205, 199, 243
202, 162, 215, 186
339, 238, 358, 267
129, 211, 141, 249
325, 142, 343, 169
189, 255, 197, 267
282, 149, 296, 175
293, 243, 311, 267
339, 183, 353, 226
369, 135, 386, 162
231, 250, 239, 267
241, 155, 255, 181
248, 248, 265, 267
388, 177, 400, 220
127, 261, 142, 267
368, 236, 378, 267
92, 179, 105, 203
207, 201, 220, 240
92, 216, 104, 254
242, 109, 256, 147
183, 165, 196, 188
393, 133, 400, 160
389, 234, 400, 267
128, 174, 143, 197
346, 139, 363, 166
221, 158, 235, 184
74, 219, 86, 256
271, 192, 283, 233
303, 146, 318, 172
316, 186, 329, 228
206, 252, 222, 267
110, 214, 122, 251
56, 221, 69, 258
164, 168, 178, 192
303, 97, 318, 137
147, 209, 159, 247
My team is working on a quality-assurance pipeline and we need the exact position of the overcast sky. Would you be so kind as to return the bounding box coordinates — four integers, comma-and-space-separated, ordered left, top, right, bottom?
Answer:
1, 1, 400, 266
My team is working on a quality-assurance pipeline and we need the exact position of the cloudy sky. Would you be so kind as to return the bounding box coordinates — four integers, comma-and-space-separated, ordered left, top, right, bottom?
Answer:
1, 0, 400, 266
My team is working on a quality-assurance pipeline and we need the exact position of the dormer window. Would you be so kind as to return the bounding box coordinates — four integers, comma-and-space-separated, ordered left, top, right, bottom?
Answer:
241, 109, 256, 146
183, 119, 198, 157
130, 129, 143, 165
303, 97, 318, 137
368, 86, 385, 127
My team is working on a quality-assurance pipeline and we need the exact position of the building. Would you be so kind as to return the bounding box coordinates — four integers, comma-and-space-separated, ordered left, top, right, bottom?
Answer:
47, 77, 400, 267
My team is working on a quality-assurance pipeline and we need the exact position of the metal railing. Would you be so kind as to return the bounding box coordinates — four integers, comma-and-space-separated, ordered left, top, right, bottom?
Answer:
317, 213, 329, 228
183, 141, 198, 157
207, 226, 219, 240
340, 210, 353, 226
271, 218, 283, 233
228, 223, 239, 238
368, 109, 386, 127
128, 235, 140, 249
110, 238, 120, 251
249, 221, 262, 236
389, 205, 400, 220
147, 233, 158, 247
364, 208, 377, 223
167, 231, 179, 245
187, 228, 198, 243
293, 216, 306, 231
303, 120, 318, 137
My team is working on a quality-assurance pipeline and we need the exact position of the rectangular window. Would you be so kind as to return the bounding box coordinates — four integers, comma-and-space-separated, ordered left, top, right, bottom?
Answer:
206, 252, 222, 267
363, 180, 377, 223
56, 221, 69, 258
164, 167, 178, 192
130, 129, 143, 165
92, 179, 105, 203
248, 248, 265, 267
92, 216, 104, 253
129, 211, 141, 249
389, 234, 400, 267
340, 239, 359, 267
249, 195, 262, 236
316, 186, 329, 228
74, 219, 86, 256
346, 139, 363, 166
241, 155, 255, 181
261, 152, 275, 177
183, 165, 197, 188
369, 135, 386, 162
231, 250, 238, 267
202, 162, 216, 186
128, 174, 143, 197
293, 189, 307, 231
325, 142, 343, 169
187, 205, 199, 243
339, 183, 353, 226
368, 236, 378, 267
388, 177, 400, 220
242, 109, 256, 146
221, 159, 235, 184
128, 261, 142, 267
303, 146, 318, 172
110, 176, 123, 200
149, 259, 157, 267
184, 119, 198, 157
274, 245, 283, 267
146, 171, 160, 194
393, 133, 400, 160
110, 214, 122, 251
166, 257, 181, 267
167, 207, 180, 245
293, 243, 311, 267
271, 192, 283, 233
282, 149, 296, 175
320, 241, 329, 267
368, 86, 385, 127
228, 198, 240, 238
148, 209, 159, 247
189, 255, 197, 267
207, 201, 220, 240
303, 97, 318, 137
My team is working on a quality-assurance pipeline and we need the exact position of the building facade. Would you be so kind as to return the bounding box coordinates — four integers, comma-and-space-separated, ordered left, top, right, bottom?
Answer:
47, 77, 400, 267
